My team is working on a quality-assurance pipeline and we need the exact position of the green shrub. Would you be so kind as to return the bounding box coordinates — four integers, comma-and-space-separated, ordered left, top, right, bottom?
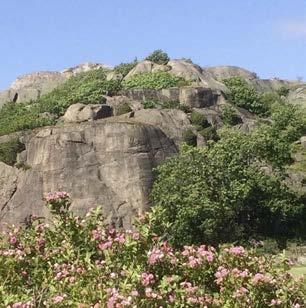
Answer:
182, 129, 197, 147
116, 102, 132, 115
260, 92, 284, 112
276, 86, 290, 97
122, 72, 189, 90
114, 59, 138, 77
220, 105, 241, 126
0, 139, 25, 165
190, 111, 210, 129
199, 126, 219, 141
0, 103, 56, 136
151, 132, 306, 247
222, 77, 269, 116
145, 49, 170, 65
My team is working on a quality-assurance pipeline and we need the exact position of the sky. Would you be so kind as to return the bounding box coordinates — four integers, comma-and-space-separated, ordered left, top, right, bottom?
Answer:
1, 0, 306, 90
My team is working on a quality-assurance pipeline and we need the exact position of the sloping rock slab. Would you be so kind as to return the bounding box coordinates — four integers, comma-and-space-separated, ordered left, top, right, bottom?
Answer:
0, 120, 177, 228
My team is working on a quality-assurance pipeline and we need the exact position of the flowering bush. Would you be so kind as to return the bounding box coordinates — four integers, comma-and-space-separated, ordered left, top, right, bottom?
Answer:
0, 193, 304, 307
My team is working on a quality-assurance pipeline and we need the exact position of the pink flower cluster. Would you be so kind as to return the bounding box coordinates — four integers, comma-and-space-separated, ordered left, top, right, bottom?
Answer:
147, 241, 177, 265
43, 191, 70, 202
251, 272, 274, 285
182, 245, 216, 268
141, 272, 155, 286
224, 246, 245, 256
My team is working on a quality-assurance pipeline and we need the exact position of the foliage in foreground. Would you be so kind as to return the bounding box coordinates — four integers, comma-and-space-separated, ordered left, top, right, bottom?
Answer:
0, 193, 304, 307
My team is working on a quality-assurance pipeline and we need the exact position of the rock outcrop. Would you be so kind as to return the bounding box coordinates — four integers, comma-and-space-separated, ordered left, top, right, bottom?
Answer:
119, 109, 192, 145
62, 103, 112, 123
0, 120, 177, 228
0, 62, 109, 106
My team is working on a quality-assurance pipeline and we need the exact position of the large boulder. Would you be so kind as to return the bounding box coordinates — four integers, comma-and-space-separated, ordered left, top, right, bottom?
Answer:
62, 103, 112, 123
124, 60, 169, 79
120, 109, 191, 145
179, 86, 221, 108
167, 60, 228, 92
0, 62, 110, 107
0, 120, 177, 228
204, 65, 258, 80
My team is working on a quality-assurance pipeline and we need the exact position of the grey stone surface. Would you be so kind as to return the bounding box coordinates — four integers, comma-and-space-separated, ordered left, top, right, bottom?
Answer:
119, 108, 191, 145
62, 103, 113, 123
205, 65, 258, 80
0, 120, 177, 228
179, 86, 220, 108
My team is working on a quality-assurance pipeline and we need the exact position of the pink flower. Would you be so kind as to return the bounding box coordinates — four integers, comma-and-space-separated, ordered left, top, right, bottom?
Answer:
270, 299, 282, 306
228, 246, 245, 256
98, 241, 112, 251
9, 236, 17, 245
141, 272, 155, 286
92, 230, 102, 241
148, 247, 164, 265
130, 290, 139, 297
44, 191, 70, 202
53, 294, 67, 304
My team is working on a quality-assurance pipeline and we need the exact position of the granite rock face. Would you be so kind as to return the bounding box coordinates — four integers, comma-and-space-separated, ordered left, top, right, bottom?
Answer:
0, 120, 177, 228
120, 109, 192, 145
62, 103, 112, 123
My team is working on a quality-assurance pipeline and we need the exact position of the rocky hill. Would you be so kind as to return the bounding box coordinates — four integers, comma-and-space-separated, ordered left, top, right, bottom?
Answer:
0, 52, 305, 228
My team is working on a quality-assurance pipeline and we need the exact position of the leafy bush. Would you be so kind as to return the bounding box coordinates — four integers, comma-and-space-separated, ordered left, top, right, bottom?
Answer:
220, 105, 242, 126
276, 86, 290, 97
36, 69, 121, 116
251, 104, 306, 169
199, 127, 219, 142
122, 72, 189, 90
0, 194, 304, 306
0, 139, 25, 165
116, 102, 132, 115
222, 77, 269, 116
190, 111, 210, 129
0, 103, 56, 136
182, 129, 197, 147
151, 133, 306, 247
145, 49, 170, 65
114, 59, 138, 77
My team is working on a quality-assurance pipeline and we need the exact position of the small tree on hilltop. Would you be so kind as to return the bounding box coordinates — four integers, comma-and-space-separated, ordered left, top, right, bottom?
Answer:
145, 49, 170, 65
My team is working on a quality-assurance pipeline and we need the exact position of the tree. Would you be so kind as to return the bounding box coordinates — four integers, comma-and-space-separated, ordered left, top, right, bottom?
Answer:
150, 131, 306, 247
145, 49, 170, 65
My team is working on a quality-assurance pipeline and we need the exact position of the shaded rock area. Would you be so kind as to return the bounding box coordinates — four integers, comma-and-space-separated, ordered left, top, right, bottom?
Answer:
0, 120, 177, 228
62, 103, 112, 123
119, 109, 192, 145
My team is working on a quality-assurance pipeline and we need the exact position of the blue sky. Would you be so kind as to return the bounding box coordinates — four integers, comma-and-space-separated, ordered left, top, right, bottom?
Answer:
1, 0, 305, 90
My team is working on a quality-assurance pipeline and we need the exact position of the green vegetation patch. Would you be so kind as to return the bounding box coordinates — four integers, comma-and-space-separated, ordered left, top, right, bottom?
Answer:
122, 72, 189, 90
222, 77, 269, 116
0, 69, 122, 136
0, 138, 25, 166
